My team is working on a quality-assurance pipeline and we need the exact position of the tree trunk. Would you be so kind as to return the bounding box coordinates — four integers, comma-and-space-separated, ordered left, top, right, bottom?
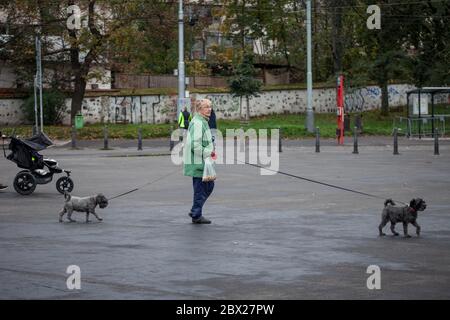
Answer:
241, 0, 246, 53
70, 73, 87, 124
380, 79, 389, 116
277, 2, 291, 71
68, 0, 100, 125
239, 96, 243, 120
246, 96, 250, 122
331, 0, 343, 75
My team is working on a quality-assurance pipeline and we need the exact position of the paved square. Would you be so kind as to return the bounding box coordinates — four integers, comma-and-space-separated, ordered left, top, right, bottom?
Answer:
1, 138, 449, 299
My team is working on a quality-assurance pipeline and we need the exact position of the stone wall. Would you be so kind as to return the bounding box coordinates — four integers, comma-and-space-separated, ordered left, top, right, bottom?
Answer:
0, 99, 26, 126
0, 83, 415, 125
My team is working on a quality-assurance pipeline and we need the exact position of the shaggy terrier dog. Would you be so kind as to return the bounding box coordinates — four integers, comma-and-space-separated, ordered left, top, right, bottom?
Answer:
379, 198, 427, 237
59, 192, 108, 223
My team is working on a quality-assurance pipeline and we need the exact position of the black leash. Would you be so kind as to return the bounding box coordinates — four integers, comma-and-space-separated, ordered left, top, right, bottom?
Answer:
108, 160, 408, 206
108, 188, 140, 201
108, 168, 181, 201
240, 160, 408, 206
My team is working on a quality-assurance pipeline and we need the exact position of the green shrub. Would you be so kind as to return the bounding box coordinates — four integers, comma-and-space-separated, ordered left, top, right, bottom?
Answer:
21, 89, 67, 125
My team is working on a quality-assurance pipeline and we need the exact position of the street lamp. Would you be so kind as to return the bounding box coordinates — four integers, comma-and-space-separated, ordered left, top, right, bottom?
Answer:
305, 0, 314, 132
177, 0, 186, 119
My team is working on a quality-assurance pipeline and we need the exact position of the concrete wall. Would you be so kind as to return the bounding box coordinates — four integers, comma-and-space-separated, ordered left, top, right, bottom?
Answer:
0, 65, 17, 89
0, 83, 415, 125
69, 95, 178, 125
344, 85, 415, 112
0, 99, 26, 125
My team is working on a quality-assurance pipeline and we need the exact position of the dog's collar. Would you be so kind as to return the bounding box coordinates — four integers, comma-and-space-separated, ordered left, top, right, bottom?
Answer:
408, 207, 417, 213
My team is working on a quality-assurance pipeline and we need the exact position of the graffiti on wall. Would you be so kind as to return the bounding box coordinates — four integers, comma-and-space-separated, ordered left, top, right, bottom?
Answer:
344, 85, 404, 112
345, 88, 366, 112
0, 84, 416, 125
113, 96, 138, 123
110, 96, 167, 124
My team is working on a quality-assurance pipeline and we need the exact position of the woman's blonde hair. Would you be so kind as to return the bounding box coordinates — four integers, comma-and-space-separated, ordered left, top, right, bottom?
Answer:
194, 99, 212, 113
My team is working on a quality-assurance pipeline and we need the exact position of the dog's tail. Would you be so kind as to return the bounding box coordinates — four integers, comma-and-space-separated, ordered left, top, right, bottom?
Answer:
384, 199, 395, 207
64, 191, 71, 202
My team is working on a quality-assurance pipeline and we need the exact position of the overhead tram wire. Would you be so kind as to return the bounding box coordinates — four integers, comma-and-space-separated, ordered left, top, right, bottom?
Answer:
7, 1, 449, 32
217, 0, 450, 13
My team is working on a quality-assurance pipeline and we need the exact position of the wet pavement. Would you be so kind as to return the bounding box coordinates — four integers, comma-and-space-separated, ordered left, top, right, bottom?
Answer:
0, 137, 449, 299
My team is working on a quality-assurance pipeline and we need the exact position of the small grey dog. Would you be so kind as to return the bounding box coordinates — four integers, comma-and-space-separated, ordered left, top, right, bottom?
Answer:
59, 192, 108, 223
378, 198, 427, 237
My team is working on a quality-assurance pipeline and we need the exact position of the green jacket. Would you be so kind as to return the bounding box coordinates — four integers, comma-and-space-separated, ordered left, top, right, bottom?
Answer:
183, 114, 214, 177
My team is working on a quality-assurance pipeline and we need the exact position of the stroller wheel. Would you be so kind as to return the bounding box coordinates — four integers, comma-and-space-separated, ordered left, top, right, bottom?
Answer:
13, 171, 37, 195
56, 177, 74, 194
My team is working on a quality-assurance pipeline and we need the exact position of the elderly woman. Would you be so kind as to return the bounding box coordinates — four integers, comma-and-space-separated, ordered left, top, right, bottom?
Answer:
183, 99, 215, 224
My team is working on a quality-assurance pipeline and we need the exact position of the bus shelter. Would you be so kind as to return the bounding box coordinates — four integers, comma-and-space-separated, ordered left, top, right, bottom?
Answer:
397, 87, 450, 138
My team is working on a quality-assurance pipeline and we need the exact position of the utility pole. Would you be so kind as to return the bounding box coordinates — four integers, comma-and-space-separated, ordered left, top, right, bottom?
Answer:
306, 0, 314, 132
177, 0, 186, 119
36, 35, 44, 133
33, 75, 39, 134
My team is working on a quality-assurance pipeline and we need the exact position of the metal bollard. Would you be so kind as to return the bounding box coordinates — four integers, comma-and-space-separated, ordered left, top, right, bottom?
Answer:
278, 127, 282, 153
169, 125, 174, 151
315, 127, 320, 153
434, 128, 439, 155
138, 128, 143, 150
352, 126, 359, 154
71, 125, 77, 149
393, 128, 399, 155
103, 126, 109, 150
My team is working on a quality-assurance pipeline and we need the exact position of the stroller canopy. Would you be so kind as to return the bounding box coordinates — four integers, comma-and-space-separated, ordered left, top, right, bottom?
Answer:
6, 132, 53, 170
22, 132, 53, 151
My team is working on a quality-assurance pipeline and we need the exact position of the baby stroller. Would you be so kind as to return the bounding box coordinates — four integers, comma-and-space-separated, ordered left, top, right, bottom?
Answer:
2, 131, 74, 195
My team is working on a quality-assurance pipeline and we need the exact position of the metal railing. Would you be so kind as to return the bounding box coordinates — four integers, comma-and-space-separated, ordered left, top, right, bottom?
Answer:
394, 115, 448, 138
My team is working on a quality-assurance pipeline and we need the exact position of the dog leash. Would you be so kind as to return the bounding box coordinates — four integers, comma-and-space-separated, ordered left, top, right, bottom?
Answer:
238, 160, 408, 206
108, 168, 182, 201
108, 161, 409, 206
